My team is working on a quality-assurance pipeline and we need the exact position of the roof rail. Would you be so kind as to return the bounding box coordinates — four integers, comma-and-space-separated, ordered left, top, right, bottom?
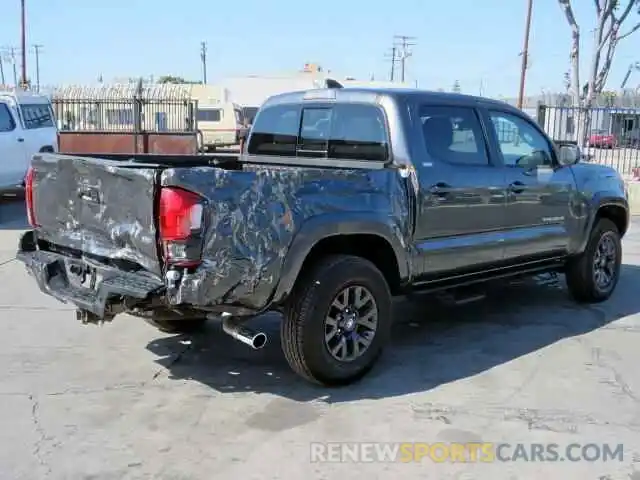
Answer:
325, 79, 343, 89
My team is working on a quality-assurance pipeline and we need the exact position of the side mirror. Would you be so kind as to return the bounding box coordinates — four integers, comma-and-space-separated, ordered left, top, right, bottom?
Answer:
558, 144, 580, 166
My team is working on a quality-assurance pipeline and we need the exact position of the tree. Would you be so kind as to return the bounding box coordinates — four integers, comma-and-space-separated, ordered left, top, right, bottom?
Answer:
558, 0, 640, 145
157, 75, 199, 84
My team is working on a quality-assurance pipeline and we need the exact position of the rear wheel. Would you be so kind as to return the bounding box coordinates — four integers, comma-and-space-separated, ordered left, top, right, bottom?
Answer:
281, 255, 393, 386
565, 218, 622, 303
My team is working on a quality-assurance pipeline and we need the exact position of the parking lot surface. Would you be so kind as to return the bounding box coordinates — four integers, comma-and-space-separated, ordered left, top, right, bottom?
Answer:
1, 197, 640, 479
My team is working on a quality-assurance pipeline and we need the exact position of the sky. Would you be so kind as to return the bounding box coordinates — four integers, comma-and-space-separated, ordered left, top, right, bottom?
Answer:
0, 0, 639, 98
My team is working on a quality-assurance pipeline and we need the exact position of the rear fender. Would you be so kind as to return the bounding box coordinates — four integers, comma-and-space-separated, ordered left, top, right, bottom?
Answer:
270, 212, 411, 305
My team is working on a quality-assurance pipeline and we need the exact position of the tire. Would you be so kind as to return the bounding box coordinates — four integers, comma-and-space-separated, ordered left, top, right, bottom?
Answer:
143, 317, 207, 334
281, 255, 393, 386
565, 218, 622, 303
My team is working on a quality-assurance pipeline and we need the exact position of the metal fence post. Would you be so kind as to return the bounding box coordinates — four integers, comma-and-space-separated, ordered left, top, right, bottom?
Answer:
536, 101, 545, 127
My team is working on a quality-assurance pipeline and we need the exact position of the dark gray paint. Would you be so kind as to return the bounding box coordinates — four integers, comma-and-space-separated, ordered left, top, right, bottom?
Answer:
17, 88, 629, 319
160, 164, 412, 309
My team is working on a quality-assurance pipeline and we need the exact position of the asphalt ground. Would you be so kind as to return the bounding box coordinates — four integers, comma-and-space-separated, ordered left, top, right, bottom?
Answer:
0, 197, 639, 479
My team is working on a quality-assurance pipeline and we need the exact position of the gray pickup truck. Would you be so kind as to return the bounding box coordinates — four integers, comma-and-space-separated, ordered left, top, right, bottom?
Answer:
17, 85, 629, 386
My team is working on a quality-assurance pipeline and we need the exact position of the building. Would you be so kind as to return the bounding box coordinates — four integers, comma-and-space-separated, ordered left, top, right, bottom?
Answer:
219, 63, 413, 112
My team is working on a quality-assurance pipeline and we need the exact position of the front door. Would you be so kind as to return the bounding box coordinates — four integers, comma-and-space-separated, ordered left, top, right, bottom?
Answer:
412, 104, 507, 277
0, 102, 26, 189
483, 108, 575, 261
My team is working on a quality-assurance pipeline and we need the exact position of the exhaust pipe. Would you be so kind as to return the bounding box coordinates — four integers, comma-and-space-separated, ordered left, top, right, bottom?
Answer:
220, 315, 267, 350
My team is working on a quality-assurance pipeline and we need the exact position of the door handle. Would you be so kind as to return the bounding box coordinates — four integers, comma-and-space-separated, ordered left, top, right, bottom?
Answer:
428, 182, 451, 198
17, 138, 24, 142
508, 181, 525, 194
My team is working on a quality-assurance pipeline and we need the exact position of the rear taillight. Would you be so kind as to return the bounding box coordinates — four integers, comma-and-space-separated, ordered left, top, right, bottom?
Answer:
25, 167, 38, 227
159, 187, 204, 267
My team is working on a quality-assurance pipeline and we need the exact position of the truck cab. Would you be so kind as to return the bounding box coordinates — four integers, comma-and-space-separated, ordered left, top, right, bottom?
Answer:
0, 91, 58, 194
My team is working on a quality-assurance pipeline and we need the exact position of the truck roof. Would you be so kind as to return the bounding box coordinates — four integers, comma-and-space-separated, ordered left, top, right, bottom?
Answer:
0, 90, 52, 105
261, 86, 520, 113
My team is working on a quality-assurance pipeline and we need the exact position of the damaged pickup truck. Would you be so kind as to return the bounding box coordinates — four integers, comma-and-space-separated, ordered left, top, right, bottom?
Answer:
17, 86, 629, 386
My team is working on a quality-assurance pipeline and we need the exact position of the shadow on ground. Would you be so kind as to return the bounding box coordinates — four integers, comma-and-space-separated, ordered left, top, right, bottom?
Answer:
0, 196, 28, 231
146, 265, 640, 403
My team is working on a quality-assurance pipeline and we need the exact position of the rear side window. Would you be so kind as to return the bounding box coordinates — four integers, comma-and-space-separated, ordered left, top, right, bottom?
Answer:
197, 108, 222, 122
20, 103, 54, 129
248, 102, 389, 161
0, 103, 16, 132
419, 105, 489, 166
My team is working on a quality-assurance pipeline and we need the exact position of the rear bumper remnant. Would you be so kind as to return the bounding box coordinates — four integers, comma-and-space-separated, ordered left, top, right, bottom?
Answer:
17, 230, 165, 320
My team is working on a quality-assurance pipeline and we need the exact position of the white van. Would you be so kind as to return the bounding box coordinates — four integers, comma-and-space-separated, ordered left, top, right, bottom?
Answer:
0, 91, 58, 194
196, 100, 246, 150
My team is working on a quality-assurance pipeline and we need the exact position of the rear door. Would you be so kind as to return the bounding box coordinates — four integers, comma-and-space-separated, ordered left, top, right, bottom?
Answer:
0, 101, 27, 188
481, 108, 575, 260
412, 103, 508, 276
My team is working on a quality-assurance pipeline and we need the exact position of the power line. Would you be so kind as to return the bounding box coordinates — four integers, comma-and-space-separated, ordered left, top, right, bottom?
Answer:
393, 35, 416, 83
200, 41, 207, 84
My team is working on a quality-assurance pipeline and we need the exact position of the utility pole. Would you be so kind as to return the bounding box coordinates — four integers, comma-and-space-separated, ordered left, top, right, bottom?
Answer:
200, 41, 207, 84
20, 0, 27, 89
517, 0, 533, 109
32, 44, 42, 92
384, 46, 399, 81
394, 35, 416, 83
9, 47, 18, 88
0, 55, 5, 85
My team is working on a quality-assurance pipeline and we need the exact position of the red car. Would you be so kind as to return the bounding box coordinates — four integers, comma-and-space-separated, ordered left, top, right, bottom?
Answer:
587, 129, 617, 148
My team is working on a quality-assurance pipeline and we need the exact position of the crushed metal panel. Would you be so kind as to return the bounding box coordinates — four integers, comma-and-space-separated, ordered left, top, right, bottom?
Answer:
160, 165, 411, 310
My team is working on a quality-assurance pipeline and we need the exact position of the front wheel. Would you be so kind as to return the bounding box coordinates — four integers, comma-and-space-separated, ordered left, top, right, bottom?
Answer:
565, 218, 622, 303
281, 255, 393, 386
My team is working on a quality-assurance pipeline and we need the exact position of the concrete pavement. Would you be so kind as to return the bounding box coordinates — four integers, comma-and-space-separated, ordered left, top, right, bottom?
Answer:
1, 198, 639, 479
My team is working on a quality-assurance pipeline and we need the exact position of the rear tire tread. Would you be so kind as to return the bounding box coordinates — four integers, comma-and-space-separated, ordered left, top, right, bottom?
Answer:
281, 254, 392, 386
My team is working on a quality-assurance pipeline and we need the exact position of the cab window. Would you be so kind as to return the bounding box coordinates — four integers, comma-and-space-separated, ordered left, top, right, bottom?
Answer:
488, 111, 553, 168
247, 104, 300, 156
296, 104, 389, 161
326, 104, 388, 161
419, 105, 490, 166
248, 102, 389, 161
20, 103, 55, 129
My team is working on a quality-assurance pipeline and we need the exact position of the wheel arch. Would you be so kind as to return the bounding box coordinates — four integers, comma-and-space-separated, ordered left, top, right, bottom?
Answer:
271, 214, 411, 305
